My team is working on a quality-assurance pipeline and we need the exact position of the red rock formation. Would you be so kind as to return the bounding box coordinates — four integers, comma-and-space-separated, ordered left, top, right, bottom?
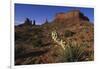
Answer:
54, 10, 89, 23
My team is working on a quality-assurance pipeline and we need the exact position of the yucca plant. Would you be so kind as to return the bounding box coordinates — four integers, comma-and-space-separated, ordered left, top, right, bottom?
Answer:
64, 41, 88, 62
51, 30, 66, 50
51, 30, 93, 62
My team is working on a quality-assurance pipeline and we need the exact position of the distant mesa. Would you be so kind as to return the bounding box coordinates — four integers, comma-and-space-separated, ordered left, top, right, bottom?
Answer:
54, 10, 89, 22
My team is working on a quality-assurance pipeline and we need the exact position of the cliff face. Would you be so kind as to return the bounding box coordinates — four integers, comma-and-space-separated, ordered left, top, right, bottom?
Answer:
54, 10, 89, 23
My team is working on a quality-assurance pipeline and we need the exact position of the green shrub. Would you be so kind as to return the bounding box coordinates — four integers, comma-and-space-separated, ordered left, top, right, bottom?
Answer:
64, 41, 88, 62
32, 36, 43, 48
51, 30, 93, 62
64, 30, 75, 37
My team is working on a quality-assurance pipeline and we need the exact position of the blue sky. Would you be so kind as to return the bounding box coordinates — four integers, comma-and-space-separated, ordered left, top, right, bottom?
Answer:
15, 3, 94, 25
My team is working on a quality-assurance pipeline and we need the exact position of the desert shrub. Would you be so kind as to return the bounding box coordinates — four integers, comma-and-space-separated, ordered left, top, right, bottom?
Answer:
64, 41, 88, 62
31, 28, 43, 48
64, 30, 75, 37
51, 30, 93, 62
32, 36, 43, 48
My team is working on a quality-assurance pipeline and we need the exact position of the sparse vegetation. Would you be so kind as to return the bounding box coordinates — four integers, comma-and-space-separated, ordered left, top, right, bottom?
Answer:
64, 30, 75, 37
51, 30, 93, 62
